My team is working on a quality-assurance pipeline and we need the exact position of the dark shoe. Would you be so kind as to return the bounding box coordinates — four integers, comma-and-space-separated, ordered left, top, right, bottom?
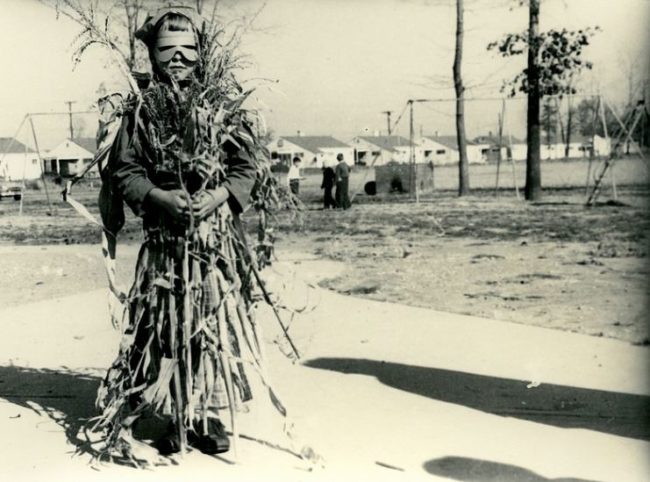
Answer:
155, 432, 181, 456
154, 421, 181, 456
189, 419, 230, 455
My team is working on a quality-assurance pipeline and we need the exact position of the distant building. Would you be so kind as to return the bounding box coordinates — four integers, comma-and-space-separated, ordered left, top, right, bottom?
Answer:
266, 135, 353, 168
0, 137, 40, 180
550, 133, 594, 159
43, 137, 98, 177
591, 134, 612, 157
539, 133, 611, 160
418, 135, 486, 164
352, 135, 413, 166
473, 134, 511, 162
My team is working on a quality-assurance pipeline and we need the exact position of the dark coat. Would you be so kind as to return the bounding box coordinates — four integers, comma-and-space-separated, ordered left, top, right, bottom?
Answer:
321, 166, 336, 189
112, 109, 256, 224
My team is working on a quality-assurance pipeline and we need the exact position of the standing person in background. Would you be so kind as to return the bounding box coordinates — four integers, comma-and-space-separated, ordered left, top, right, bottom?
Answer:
287, 156, 303, 196
321, 158, 336, 209
335, 153, 351, 210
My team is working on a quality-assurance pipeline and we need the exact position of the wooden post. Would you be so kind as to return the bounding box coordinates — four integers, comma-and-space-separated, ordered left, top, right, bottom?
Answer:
28, 116, 55, 215
502, 99, 520, 199
495, 98, 505, 196
585, 95, 600, 196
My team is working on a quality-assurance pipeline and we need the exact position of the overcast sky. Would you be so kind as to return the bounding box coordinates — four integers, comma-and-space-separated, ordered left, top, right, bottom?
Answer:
1, 0, 648, 148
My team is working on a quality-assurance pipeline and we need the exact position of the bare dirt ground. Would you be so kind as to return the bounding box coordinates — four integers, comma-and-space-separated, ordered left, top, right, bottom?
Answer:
0, 175, 648, 345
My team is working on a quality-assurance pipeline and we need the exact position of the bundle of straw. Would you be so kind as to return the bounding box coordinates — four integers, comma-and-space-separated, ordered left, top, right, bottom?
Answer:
69, 15, 300, 465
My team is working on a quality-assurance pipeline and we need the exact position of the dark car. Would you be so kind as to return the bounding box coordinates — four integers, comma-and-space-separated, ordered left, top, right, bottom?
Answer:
0, 178, 23, 200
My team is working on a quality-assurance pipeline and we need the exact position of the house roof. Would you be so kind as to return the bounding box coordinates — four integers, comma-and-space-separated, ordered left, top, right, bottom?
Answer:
280, 136, 349, 153
45, 138, 96, 159
423, 135, 476, 150
71, 137, 97, 153
357, 135, 412, 151
473, 135, 525, 146
0, 137, 35, 154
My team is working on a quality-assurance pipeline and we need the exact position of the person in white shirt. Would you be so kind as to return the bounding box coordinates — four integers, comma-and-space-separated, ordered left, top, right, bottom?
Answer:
287, 156, 303, 195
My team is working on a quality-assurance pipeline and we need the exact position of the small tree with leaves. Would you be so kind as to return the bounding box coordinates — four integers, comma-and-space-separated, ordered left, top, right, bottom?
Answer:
488, 11, 599, 199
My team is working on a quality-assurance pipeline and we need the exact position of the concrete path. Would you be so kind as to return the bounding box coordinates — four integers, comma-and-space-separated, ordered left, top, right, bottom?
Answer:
0, 257, 648, 481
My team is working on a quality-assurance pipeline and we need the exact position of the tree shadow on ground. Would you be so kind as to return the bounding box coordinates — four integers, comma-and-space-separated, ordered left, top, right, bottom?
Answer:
304, 358, 650, 440
0, 365, 149, 467
423, 456, 599, 482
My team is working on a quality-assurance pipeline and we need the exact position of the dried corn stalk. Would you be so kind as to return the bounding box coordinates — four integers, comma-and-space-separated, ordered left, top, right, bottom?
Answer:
57, 7, 302, 466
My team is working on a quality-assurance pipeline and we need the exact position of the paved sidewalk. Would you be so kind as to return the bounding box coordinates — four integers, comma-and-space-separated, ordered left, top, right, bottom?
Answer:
0, 258, 648, 481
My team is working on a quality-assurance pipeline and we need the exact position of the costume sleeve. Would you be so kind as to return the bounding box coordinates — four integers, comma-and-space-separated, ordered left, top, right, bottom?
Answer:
222, 141, 256, 214
112, 112, 157, 217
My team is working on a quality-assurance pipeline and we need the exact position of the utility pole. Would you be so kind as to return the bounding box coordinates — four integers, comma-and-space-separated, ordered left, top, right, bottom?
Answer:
65, 100, 76, 139
408, 100, 415, 197
382, 110, 393, 136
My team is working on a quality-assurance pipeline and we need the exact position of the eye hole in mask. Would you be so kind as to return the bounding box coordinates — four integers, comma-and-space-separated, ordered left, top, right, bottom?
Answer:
155, 32, 198, 63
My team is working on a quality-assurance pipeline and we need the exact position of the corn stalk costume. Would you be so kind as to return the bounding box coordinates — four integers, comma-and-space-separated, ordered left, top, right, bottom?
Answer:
65, 7, 295, 462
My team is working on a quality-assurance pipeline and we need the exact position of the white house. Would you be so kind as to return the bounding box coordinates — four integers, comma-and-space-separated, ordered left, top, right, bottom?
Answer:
352, 135, 414, 166
474, 133, 611, 162
43, 137, 98, 177
266, 135, 354, 168
0, 137, 41, 180
418, 136, 456, 164
539, 133, 601, 160
418, 135, 486, 164
473, 135, 509, 162
508, 137, 528, 161
592, 134, 611, 157
472, 134, 530, 162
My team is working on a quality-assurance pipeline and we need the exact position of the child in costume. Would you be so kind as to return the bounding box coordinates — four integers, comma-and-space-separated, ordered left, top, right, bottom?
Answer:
92, 7, 285, 459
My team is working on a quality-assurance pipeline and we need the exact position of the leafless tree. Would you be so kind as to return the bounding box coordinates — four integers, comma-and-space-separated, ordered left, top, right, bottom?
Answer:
454, 0, 470, 196
119, 0, 145, 70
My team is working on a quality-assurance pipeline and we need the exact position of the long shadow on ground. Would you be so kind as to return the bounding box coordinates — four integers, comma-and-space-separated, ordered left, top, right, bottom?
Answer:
423, 456, 599, 482
0, 365, 302, 468
304, 358, 650, 440
0, 365, 99, 438
0, 365, 146, 467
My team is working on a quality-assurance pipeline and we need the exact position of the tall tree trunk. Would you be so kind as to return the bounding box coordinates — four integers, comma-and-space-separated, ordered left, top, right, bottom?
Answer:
525, 0, 542, 201
454, 0, 470, 196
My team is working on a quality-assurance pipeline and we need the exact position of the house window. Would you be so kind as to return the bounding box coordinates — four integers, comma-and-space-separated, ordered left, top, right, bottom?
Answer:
436, 149, 445, 155
424, 150, 432, 157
